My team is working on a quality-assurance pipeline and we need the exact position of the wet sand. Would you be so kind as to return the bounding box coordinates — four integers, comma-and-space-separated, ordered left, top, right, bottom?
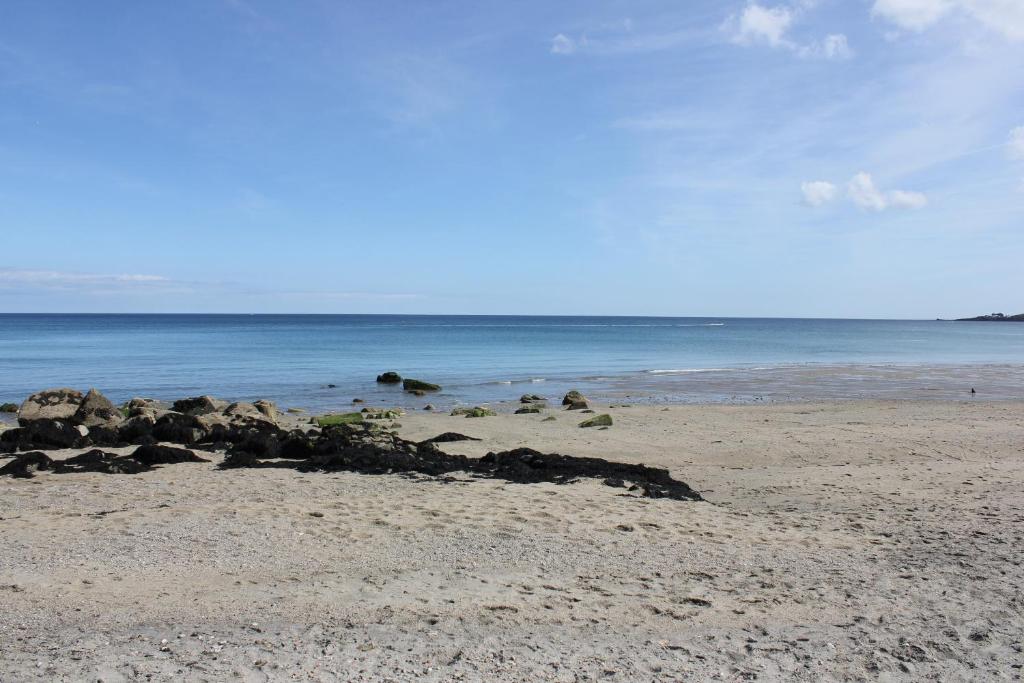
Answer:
1, 400, 1023, 681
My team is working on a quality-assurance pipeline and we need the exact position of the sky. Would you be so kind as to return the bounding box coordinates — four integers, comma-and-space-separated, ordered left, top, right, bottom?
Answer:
1, 0, 1023, 317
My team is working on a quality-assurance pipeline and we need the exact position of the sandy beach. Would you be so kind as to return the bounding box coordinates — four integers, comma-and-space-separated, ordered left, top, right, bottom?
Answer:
2, 398, 1022, 681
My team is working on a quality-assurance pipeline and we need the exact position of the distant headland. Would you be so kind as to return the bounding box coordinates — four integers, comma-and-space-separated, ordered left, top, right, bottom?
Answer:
952, 312, 1024, 322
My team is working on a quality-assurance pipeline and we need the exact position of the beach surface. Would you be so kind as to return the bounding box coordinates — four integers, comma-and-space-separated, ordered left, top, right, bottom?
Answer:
2, 399, 1022, 681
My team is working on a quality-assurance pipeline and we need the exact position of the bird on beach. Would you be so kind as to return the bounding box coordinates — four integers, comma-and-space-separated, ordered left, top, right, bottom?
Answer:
971, 388, 976, 395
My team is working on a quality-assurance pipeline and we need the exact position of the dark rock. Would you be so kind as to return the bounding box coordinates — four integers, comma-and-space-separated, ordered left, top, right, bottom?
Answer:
476, 448, 702, 501
515, 406, 542, 414
403, 379, 441, 392
566, 400, 589, 410
411, 390, 426, 396
152, 413, 209, 444
520, 394, 546, 403
423, 404, 435, 411
376, 372, 402, 384
132, 444, 209, 466
118, 415, 156, 443
0, 419, 84, 450
72, 388, 123, 429
18, 388, 84, 425
420, 432, 482, 444
562, 390, 587, 406
85, 426, 123, 448
0, 451, 53, 478
171, 396, 225, 416
0, 403, 18, 413
352, 398, 365, 404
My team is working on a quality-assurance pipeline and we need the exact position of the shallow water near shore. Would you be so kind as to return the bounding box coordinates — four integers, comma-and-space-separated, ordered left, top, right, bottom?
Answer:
1, 313, 1022, 410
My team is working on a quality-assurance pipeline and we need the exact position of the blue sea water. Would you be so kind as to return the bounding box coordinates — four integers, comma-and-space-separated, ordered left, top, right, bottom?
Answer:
1, 314, 1023, 411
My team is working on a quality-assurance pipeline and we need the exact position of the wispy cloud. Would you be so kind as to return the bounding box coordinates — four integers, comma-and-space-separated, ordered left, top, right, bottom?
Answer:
1008, 126, 1024, 160
872, 0, 1024, 40
847, 172, 928, 210
0, 268, 422, 303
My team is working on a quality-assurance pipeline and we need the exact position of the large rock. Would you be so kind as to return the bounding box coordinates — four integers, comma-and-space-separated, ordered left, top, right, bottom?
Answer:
376, 371, 402, 384
18, 388, 83, 425
253, 399, 278, 422
172, 396, 226, 416
151, 413, 210, 444
561, 390, 587, 406
73, 388, 124, 429
579, 414, 613, 428
0, 418, 85, 450
223, 401, 277, 425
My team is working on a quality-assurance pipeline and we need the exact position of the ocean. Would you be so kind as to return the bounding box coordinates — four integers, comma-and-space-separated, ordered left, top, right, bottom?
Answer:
1, 314, 1023, 411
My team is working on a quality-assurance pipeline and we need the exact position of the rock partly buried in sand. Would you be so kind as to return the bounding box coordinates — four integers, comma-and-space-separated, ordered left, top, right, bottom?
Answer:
451, 407, 496, 418
515, 406, 542, 414
0, 418, 86, 452
17, 388, 84, 425
72, 389, 124, 429
131, 444, 209, 466
579, 414, 613, 428
0, 402, 18, 413
420, 432, 482, 443
172, 396, 226, 416
215, 422, 703, 502
403, 379, 441, 392
477, 448, 702, 501
520, 394, 546, 403
0, 445, 210, 478
0, 451, 53, 478
376, 371, 402, 384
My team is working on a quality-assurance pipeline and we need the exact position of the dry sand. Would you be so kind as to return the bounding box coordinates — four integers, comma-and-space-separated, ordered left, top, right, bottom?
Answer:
1, 400, 1022, 681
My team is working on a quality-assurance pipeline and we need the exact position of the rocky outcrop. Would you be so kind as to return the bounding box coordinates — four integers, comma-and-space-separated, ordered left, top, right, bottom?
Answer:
73, 389, 124, 429
403, 379, 441, 392
955, 312, 1024, 322
18, 388, 83, 425
376, 372, 402, 384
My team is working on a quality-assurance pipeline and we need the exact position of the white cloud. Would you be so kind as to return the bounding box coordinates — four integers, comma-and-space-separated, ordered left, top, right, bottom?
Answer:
871, 0, 954, 31
731, 3, 795, 47
872, 0, 1024, 40
848, 172, 890, 210
1008, 126, 1024, 160
847, 172, 928, 210
727, 4, 852, 59
888, 189, 929, 208
550, 33, 576, 55
801, 180, 838, 206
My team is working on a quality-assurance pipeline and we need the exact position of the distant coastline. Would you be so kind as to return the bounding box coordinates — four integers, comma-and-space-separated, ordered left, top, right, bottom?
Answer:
952, 313, 1024, 322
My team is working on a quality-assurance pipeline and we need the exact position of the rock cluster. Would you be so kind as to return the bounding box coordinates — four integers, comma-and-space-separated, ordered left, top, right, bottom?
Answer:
0, 388, 702, 502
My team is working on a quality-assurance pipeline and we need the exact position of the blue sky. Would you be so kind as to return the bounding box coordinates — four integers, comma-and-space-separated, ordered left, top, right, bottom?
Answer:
1, 0, 1022, 317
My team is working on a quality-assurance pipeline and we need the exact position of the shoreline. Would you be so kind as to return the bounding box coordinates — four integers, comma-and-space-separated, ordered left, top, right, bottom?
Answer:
3, 361, 1022, 419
